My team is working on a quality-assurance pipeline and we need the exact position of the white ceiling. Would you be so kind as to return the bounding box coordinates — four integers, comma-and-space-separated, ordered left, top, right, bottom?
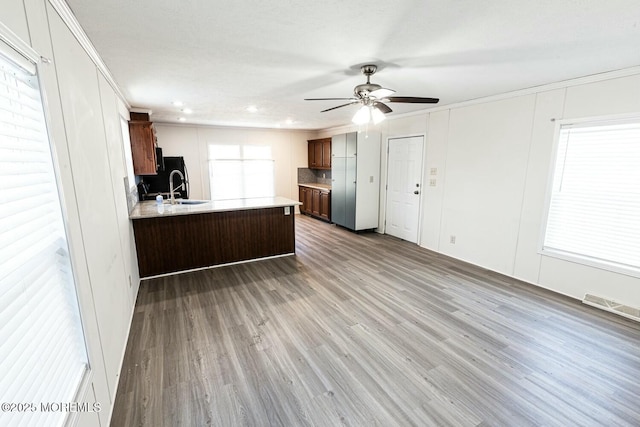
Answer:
65, 0, 640, 130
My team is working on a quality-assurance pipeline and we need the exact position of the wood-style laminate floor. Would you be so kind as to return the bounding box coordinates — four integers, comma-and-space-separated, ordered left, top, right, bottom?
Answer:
111, 215, 640, 427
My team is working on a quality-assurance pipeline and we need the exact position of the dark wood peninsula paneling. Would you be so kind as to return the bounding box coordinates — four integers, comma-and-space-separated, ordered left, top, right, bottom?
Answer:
132, 207, 295, 277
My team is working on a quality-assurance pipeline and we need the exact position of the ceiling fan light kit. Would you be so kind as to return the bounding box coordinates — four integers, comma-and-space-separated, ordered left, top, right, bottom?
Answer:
305, 64, 440, 125
352, 105, 386, 125
371, 107, 385, 124
352, 105, 371, 125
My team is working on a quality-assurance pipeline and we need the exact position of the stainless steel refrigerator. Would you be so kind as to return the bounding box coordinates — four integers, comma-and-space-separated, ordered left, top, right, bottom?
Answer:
331, 131, 381, 231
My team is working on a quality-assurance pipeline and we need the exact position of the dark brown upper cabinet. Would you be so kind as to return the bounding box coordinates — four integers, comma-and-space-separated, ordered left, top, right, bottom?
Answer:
129, 112, 157, 175
307, 138, 331, 170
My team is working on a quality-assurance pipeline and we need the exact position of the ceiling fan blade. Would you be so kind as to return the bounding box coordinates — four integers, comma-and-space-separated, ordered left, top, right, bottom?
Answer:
305, 97, 357, 101
373, 102, 392, 114
369, 88, 395, 99
320, 101, 360, 113
386, 96, 439, 104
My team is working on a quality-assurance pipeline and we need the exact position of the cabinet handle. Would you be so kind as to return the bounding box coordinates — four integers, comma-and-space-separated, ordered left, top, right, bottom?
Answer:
414, 190, 419, 195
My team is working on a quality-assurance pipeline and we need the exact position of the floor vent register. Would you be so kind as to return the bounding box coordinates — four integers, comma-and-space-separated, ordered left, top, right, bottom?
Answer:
583, 294, 640, 323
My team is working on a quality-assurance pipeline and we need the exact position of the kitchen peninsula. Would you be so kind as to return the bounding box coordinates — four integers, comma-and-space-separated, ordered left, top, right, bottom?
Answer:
130, 197, 300, 278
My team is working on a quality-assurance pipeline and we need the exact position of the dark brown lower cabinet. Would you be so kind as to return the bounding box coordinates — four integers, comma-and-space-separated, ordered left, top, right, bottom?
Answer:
304, 188, 312, 213
319, 191, 330, 220
311, 189, 321, 216
132, 206, 295, 277
298, 185, 331, 222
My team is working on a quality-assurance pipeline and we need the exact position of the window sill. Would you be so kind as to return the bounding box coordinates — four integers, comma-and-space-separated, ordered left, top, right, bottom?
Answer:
539, 248, 640, 279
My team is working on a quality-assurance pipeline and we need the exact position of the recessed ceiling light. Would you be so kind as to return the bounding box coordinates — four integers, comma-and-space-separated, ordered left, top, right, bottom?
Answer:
172, 101, 184, 107
178, 117, 186, 122
246, 105, 258, 113
182, 108, 193, 114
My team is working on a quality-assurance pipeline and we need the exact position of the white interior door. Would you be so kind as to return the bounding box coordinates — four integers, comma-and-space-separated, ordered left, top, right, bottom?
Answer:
385, 136, 424, 243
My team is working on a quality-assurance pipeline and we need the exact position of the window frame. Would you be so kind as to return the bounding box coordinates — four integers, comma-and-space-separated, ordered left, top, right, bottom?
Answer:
539, 112, 640, 278
0, 39, 92, 427
207, 143, 275, 201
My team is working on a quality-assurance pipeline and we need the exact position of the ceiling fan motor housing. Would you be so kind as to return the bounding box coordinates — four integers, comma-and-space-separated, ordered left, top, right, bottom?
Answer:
354, 83, 382, 98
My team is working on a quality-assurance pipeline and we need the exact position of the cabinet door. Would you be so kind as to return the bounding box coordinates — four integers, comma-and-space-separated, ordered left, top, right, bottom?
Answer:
331, 157, 346, 226
345, 157, 357, 230
299, 187, 306, 212
320, 191, 331, 220
129, 122, 157, 175
308, 142, 316, 168
304, 187, 313, 213
321, 139, 331, 169
314, 142, 323, 169
346, 131, 357, 158
311, 189, 321, 216
332, 133, 346, 158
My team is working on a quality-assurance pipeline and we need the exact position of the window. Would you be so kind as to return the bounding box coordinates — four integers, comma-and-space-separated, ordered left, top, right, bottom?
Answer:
0, 47, 89, 426
208, 143, 275, 200
542, 116, 640, 276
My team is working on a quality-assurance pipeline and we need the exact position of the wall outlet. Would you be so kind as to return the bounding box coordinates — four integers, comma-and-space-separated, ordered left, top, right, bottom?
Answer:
430, 167, 438, 176
369, 176, 374, 183
429, 179, 437, 187
450, 235, 456, 244
284, 206, 291, 215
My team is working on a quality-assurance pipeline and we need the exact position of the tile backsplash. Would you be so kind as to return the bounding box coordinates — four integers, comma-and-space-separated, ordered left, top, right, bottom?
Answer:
298, 168, 332, 185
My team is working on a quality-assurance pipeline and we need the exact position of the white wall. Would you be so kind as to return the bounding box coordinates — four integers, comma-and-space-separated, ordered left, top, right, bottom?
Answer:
328, 70, 640, 309
438, 95, 535, 275
3, 1, 140, 425
154, 124, 312, 201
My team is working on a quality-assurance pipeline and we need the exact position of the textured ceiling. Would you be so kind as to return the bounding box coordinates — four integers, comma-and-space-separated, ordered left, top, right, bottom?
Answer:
65, 0, 640, 130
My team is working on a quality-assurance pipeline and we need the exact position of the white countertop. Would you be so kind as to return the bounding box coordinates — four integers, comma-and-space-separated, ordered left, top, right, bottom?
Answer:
298, 183, 332, 191
130, 196, 301, 219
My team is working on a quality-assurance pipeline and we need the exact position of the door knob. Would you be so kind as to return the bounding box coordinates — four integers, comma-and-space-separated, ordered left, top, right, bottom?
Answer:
414, 190, 419, 195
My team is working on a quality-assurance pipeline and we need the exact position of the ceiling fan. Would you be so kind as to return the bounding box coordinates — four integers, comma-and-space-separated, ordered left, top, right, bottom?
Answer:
305, 64, 439, 124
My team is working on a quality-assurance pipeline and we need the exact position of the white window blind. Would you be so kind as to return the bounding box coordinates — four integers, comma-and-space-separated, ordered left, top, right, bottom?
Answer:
542, 118, 640, 275
208, 144, 275, 200
0, 51, 89, 426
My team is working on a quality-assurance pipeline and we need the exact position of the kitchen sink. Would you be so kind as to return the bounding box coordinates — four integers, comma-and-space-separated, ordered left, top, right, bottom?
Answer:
177, 200, 208, 205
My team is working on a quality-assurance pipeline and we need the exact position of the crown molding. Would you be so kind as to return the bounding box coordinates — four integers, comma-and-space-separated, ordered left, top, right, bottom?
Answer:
130, 107, 153, 115
47, 0, 130, 109
422, 65, 640, 116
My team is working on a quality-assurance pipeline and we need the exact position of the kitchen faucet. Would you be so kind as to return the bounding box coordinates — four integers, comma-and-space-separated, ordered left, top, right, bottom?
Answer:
169, 169, 185, 204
